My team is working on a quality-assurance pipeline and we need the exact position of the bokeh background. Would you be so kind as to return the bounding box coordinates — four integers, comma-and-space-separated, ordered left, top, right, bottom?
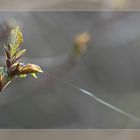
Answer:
0, 11, 140, 129
0, 0, 139, 10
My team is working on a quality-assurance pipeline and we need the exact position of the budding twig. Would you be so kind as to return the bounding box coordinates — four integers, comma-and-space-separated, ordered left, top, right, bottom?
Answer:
0, 26, 43, 92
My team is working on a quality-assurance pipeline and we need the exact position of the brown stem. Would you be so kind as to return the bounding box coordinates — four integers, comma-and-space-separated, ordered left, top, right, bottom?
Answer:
0, 76, 11, 92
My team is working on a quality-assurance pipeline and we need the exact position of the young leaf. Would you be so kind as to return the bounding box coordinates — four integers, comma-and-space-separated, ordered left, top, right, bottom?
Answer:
19, 63, 43, 74
16, 49, 26, 58
0, 67, 6, 76
4, 45, 11, 59
19, 74, 26, 78
8, 26, 23, 56
0, 73, 3, 81
31, 73, 38, 78
13, 49, 26, 62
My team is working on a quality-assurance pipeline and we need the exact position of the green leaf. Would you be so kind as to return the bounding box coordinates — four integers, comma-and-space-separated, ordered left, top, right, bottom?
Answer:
19, 63, 43, 74
14, 49, 26, 62
8, 26, 23, 56
16, 49, 26, 57
19, 74, 26, 78
0, 67, 7, 76
31, 73, 38, 78
4, 45, 11, 59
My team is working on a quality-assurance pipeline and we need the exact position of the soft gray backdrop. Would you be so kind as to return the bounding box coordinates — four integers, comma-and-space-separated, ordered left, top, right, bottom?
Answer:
0, 11, 140, 128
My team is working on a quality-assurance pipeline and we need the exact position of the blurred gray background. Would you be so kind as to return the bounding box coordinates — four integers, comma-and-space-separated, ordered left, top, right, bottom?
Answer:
0, 11, 140, 128
0, 0, 140, 10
